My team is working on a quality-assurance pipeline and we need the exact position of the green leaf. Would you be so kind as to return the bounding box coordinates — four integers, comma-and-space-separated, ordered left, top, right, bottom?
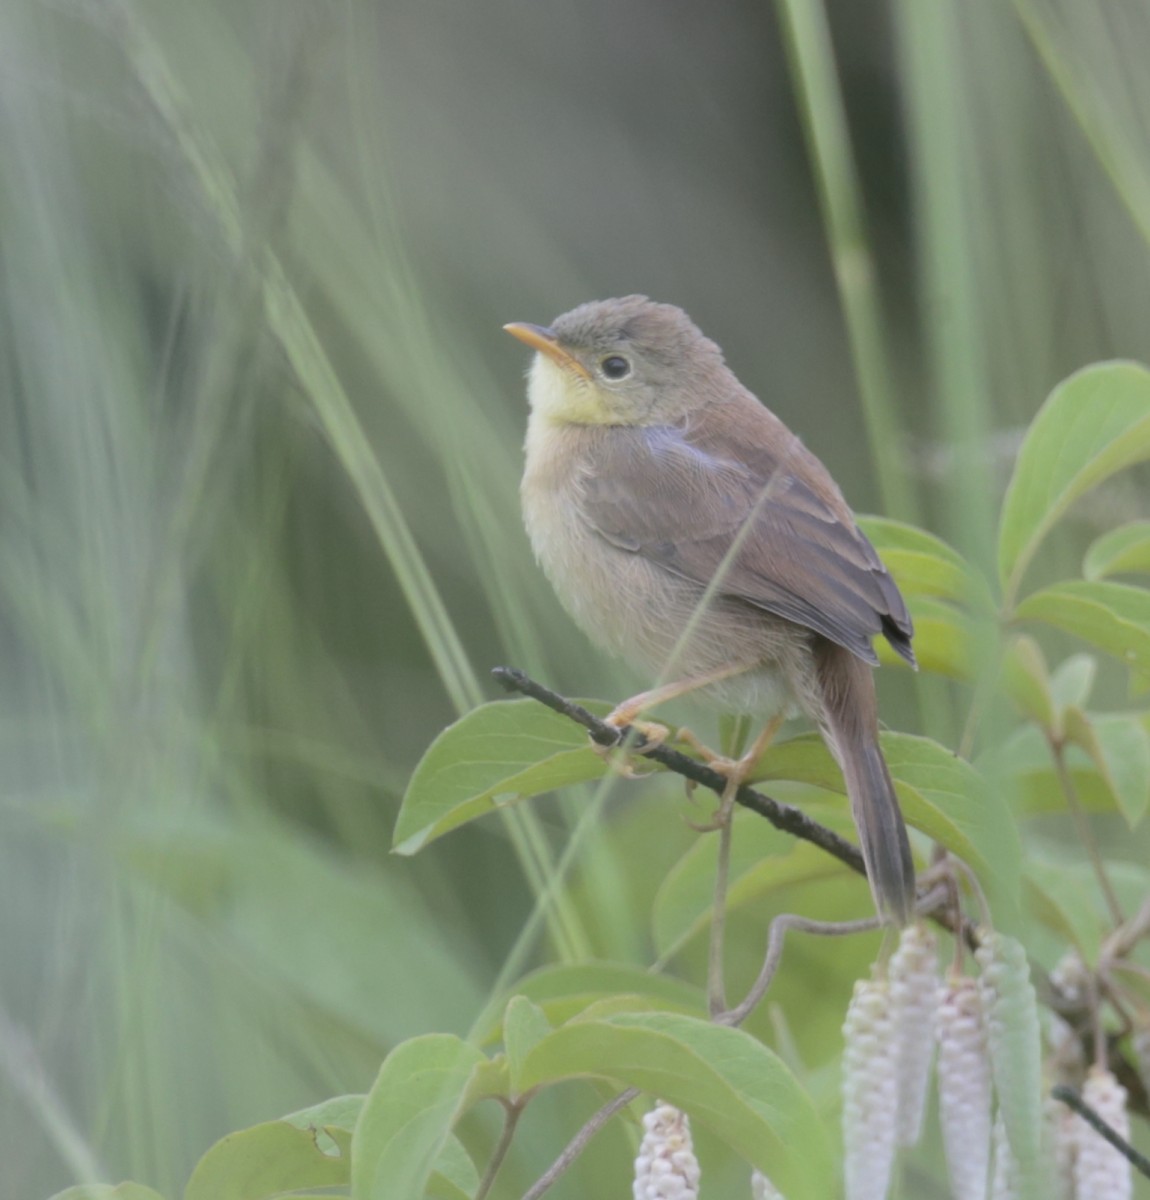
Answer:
1064, 710, 1150, 826
1024, 856, 1106, 960
427, 1137, 480, 1200
1002, 636, 1055, 730
352, 1034, 486, 1200
185, 1120, 349, 1200
651, 818, 842, 958
882, 734, 1023, 927
860, 517, 993, 608
1084, 519, 1150, 580
394, 698, 610, 853
998, 361, 1150, 600
754, 734, 1022, 921
470, 962, 704, 1046
282, 1093, 364, 1135
1049, 654, 1098, 709
281, 1094, 362, 1158
1014, 580, 1150, 675
979, 725, 1118, 816
50, 1188, 166, 1200
503, 995, 552, 1097
519, 1011, 834, 1200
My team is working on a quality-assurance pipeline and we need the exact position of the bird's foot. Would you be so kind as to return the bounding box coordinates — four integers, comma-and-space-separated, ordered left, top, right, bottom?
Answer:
676, 719, 780, 831
592, 715, 670, 778
685, 769, 746, 832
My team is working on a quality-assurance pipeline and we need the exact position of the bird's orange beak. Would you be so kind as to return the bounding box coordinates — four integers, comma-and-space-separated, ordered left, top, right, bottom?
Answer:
503, 323, 591, 379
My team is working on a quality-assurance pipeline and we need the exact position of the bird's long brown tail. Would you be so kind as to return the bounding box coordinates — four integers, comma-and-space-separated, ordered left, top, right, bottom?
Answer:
814, 640, 916, 925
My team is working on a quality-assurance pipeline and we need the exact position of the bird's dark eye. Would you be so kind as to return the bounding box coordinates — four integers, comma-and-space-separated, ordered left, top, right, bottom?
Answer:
600, 355, 631, 380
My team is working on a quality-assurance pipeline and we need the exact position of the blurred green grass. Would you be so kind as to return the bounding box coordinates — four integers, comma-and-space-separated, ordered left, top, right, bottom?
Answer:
2, 0, 1150, 1195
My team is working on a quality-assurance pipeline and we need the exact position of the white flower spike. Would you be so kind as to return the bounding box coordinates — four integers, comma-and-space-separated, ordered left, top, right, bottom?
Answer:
890, 922, 940, 1146
632, 1102, 701, 1200
842, 976, 898, 1200
1073, 1066, 1130, 1200
936, 974, 992, 1200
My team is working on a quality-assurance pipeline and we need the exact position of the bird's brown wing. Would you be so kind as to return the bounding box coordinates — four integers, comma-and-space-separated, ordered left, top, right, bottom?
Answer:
578, 410, 915, 667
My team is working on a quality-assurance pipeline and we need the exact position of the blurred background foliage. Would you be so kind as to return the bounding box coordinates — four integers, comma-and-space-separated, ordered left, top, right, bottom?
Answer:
2, 0, 1150, 1195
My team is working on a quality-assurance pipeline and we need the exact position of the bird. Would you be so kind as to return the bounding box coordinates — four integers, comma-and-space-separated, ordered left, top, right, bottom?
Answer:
505, 295, 917, 925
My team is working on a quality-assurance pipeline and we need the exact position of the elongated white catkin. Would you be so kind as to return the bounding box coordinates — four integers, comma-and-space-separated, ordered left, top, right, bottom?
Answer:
1073, 1067, 1131, 1200
889, 923, 939, 1146
976, 932, 1044, 1198
1043, 1095, 1075, 1200
842, 977, 898, 1200
632, 1103, 700, 1200
991, 1110, 1019, 1200
750, 1167, 784, 1199
936, 975, 992, 1200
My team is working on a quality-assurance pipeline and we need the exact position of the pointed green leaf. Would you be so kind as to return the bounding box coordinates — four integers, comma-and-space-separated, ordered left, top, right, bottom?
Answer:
1024, 855, 1106, 960
754, 734, 1021, 920
1084, 519, 1150, 581
185, 1120, 349, 1200
998, 361, 1150, 599
470, 962, 704, 1046
1085, 710, 1147, 825
860, 517, 994, 608
520, 1011, 834, 1200
1015, 580, 1150, 675
979, 725, 1117, 816
503, 995, 552, 1097
394, 698, 610, 853
352, 1034, 486, 1200
427, 1136, 480, 1200
882, 734, 1023, 926
1049, 654, 1098, 709
1002, 636, 1055, 730
282, 1093, 364, 1136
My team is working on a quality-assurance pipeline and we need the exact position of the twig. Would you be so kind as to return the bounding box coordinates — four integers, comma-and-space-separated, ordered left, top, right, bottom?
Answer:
1050, 738, 1125, 927
475, 1099, 523, 1200
718, 911, 883, 1027
720, 885, 949, 1028
521, 1088, 638, 1200
707, 811, 734, 1018
493, 666, 865, 875
492, 668, 983, 946
1051, 1084, 1150, 1179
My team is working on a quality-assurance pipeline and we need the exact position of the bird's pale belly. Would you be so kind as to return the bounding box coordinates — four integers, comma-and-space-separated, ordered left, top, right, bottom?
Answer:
522, 475, 811, 719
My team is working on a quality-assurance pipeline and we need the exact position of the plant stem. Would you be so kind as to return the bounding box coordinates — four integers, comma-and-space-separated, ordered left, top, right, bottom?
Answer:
521, 1089, 638, 1200
1049, 739, 1124, 927
475, 1100, 523, 1200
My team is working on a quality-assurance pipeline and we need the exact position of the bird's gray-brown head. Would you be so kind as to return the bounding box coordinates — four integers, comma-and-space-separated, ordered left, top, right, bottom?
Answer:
505, 295, 730, 427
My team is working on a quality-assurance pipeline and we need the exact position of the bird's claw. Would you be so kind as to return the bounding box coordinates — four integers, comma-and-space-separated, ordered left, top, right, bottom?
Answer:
591, 718, 670, 777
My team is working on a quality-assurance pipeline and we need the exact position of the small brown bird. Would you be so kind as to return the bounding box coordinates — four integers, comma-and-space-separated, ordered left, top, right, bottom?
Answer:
505, 296, 916, 924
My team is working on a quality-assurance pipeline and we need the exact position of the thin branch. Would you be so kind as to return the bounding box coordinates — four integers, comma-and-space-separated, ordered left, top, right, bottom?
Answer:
718, 911, 883, 1028
493, 667, 982, 951
521, 1088, 638, 1200
1049, 738, 1125, 926
1051, 1084, 1150, 1180
707, 812, 734, 1018
493, 666, 866, 874
475, 1099, 523, 1200
720, 885, 949, 1028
